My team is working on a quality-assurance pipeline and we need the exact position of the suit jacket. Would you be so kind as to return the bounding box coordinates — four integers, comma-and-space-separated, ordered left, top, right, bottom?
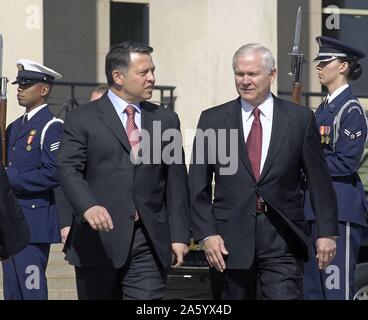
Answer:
304, 87, 368, 226
189, 95, 339, 269
57, 95, 190, 269
0, 161, 30, 259
6, 106, 62, 243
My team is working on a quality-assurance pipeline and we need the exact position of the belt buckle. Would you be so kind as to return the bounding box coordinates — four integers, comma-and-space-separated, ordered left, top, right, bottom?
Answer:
257, 202, 268, 214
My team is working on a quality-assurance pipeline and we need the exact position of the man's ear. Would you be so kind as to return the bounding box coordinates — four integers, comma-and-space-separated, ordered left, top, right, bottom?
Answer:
270, 68, 277, 84
40, 84, 51, 97
111, 69, 125, 86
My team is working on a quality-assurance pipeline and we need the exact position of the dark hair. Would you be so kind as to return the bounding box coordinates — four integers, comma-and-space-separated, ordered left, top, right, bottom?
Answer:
105, 41, 153, 86
339, 55, 363, 81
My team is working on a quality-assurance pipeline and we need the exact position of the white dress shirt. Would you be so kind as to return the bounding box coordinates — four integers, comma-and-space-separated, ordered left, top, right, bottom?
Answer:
23, 104, 47, 123
241, 93, 274, 173
107, 89, 141, 131
327, 84, 349, 104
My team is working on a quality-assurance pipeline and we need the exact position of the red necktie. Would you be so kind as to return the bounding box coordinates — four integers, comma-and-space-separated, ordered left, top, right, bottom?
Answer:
246, 107, 262, 181
125, 105, 140, 222
125, 105, 140, 158
246, 107, 263, 211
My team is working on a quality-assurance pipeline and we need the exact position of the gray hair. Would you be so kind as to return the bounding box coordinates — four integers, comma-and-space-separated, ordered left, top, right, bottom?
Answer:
232, 43, 275, 72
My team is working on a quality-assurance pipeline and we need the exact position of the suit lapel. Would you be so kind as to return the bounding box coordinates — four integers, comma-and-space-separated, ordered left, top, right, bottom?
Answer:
316, 100, 335, 125
226, 99, 253, 177
259, 96, 290, 181
14, 107, 49, 141
97, 96, 131, 154
316, 87, 352, 126
314, 99, 326, 123
8, 118, 22, 147
140, 101, 156, 159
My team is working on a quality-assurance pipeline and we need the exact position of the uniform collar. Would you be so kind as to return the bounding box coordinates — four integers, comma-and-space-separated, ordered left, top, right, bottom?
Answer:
327, 84, 349, 104
24, 104, 47, 122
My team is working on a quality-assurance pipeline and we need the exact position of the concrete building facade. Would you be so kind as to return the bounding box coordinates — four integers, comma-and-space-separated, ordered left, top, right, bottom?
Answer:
1, 0, 367, 144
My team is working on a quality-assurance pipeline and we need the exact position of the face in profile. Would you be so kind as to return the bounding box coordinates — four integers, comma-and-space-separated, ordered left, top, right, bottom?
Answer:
316, 59, 347, 88
234, 52, 276, 106
17, 82, 50, 108
119, 52, 156, 103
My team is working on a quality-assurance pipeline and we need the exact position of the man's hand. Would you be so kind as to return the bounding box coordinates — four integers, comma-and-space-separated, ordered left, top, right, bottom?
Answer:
316, 236, 336, 270
60, 226, 71, 244
171, 243, 189, 268
203, 235, 228, 272
83, 205, 114, 232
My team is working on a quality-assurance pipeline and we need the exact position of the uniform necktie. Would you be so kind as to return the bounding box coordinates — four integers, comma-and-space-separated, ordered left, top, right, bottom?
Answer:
246, 107, 263, 212
322, 97, 328, 109
22, 114, 29, 126
124, 105, 140, 159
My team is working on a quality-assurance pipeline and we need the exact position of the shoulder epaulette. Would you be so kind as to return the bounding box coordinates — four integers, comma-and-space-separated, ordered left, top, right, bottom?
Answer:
332, 99, 368, 152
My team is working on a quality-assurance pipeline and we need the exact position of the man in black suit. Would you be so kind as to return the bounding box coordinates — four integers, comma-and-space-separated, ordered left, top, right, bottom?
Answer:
0, 159, 30, 260
189, 43, 339, 299
57, 41, 190, 300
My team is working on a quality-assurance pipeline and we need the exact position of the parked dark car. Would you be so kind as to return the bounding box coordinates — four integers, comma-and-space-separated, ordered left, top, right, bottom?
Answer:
164, 235, 368, 300
165, 249, 211, 300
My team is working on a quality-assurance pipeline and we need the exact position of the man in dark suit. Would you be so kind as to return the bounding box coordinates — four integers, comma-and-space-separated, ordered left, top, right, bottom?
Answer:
57, 84, 109, 245
57, 41, 190, 300
189, 43, 339, 300
0, 159, 30, 260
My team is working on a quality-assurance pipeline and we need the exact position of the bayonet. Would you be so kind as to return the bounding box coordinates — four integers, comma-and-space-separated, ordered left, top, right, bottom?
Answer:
0, 34, 7, 101
288, 7, 304, 105
292, 6, 302, 55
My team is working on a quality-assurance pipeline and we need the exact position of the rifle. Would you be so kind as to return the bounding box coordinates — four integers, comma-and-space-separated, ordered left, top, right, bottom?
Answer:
0, 34, 8, 166
289, 6, 304, 105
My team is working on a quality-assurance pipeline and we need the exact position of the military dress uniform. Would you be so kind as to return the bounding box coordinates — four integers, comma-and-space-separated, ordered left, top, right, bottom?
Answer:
304, 37, 368, 300
1, 60, 63, 300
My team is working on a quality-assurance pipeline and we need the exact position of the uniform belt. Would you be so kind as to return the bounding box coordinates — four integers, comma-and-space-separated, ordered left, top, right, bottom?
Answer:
331, 174, 355, 183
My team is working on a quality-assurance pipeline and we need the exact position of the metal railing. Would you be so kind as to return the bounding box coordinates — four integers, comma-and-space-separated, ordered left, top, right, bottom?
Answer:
278, 90, 368, 109
49, 81, 176, 111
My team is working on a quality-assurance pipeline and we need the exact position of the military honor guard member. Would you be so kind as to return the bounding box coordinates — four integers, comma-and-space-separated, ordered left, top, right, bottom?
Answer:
304, 36, 368, 300
1, 59, 63, 299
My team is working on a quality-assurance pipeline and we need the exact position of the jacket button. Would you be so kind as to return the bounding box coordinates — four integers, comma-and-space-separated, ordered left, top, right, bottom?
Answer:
12, 147, 16, 151
31, 204, 36, 209
8, 162, 12, 166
